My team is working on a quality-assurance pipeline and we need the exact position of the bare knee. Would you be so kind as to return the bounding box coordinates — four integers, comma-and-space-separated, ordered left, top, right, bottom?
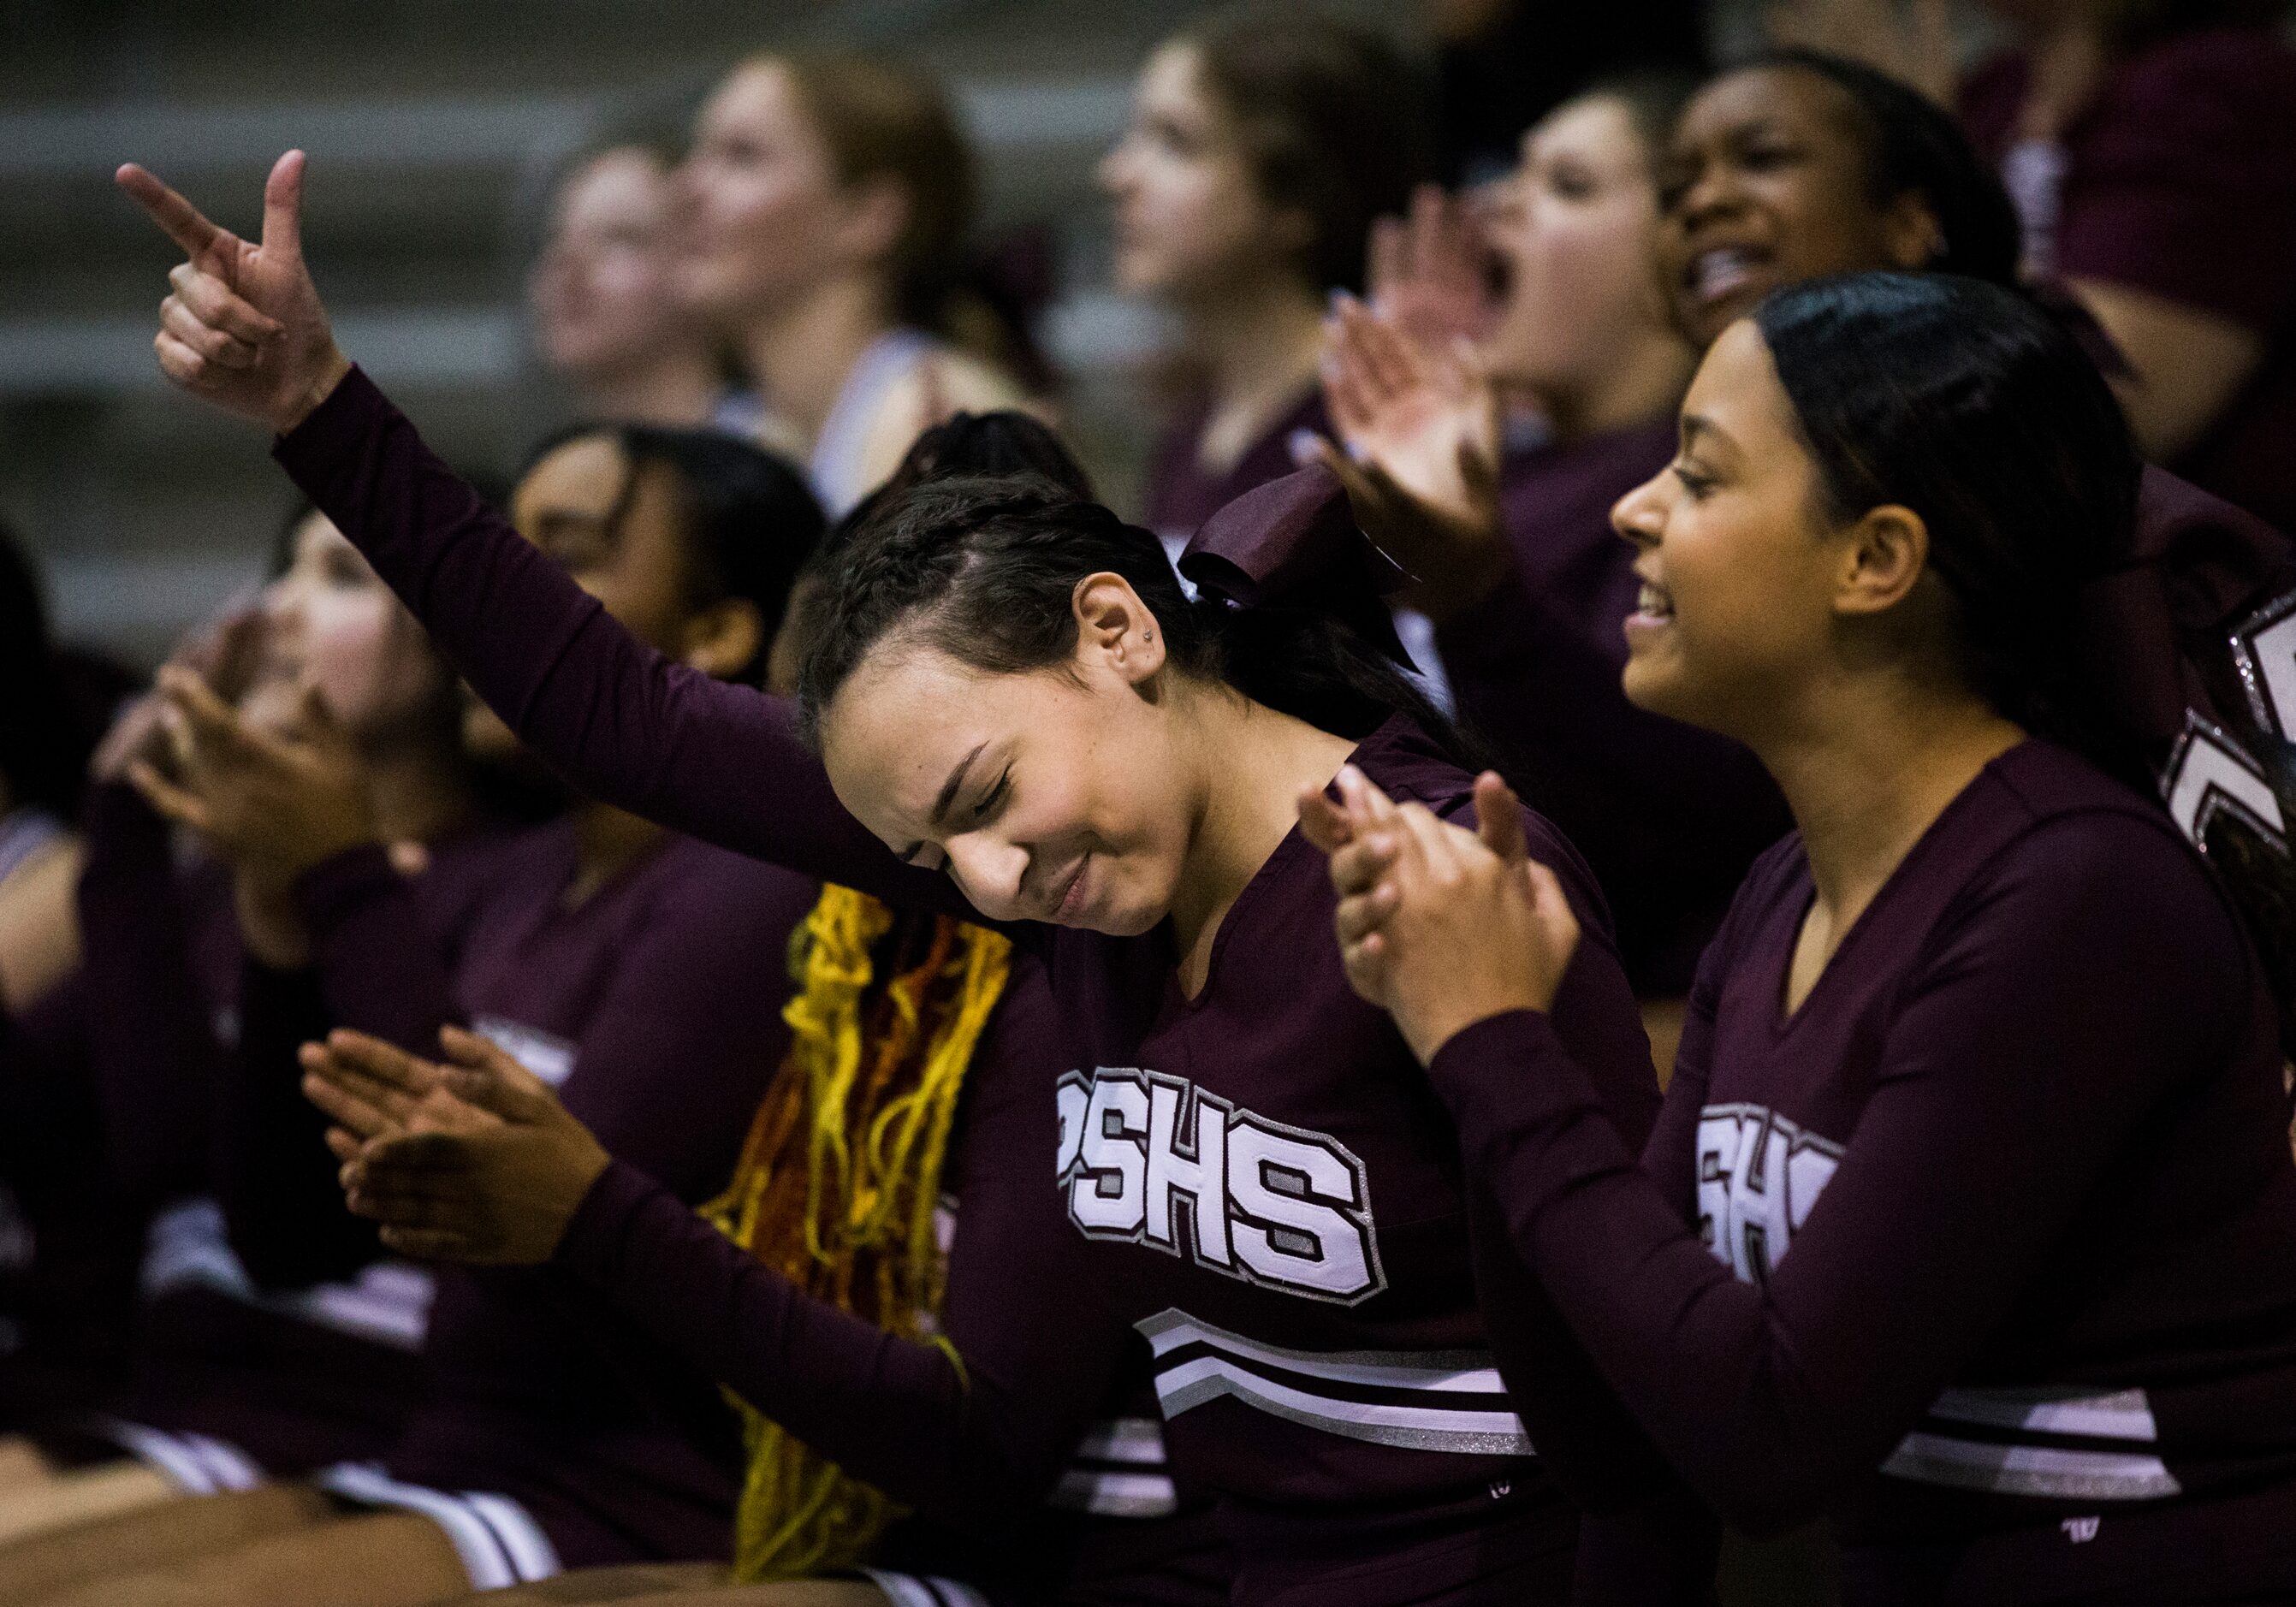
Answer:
0, 1442, 56, 1496
556, 1586, 891, 1607
452, 1563, 730, 1603
0, 1462, 181, 1552
23, 1511, 473, 1607
0, 1485, 332, 1607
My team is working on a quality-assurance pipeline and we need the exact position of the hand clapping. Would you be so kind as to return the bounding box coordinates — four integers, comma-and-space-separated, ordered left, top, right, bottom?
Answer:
1297, 765, 1581, 1064
1366, 182, 1498, 353
1314, 295, 1505, 624
301, 1025, 611, 1266
116, 150, 352, 435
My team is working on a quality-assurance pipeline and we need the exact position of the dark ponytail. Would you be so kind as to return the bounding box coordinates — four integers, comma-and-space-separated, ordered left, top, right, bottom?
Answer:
1757, 271, 2296, 1050
795, 415, 1468, 765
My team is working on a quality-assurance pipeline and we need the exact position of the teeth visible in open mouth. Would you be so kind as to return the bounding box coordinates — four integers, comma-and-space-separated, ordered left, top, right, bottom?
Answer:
1692, 248, 1758, 301
1637, 583, 1674, 619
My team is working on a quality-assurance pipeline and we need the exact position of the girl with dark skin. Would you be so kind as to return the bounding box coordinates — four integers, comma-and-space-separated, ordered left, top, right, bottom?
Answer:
1775, 0, 2296, 528
1308, 273, 2296, 1604
1317, 76, 1793, 1046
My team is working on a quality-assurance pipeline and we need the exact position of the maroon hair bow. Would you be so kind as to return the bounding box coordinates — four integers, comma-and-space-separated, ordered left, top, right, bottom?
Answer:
1176, 463, 1412, 663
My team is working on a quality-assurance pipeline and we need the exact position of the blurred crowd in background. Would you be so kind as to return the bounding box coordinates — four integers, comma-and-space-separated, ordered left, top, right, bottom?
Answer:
0, 0, 2293, 1602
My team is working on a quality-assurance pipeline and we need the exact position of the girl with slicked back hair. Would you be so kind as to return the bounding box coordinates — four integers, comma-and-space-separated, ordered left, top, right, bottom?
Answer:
1315, 270, 2296, 1606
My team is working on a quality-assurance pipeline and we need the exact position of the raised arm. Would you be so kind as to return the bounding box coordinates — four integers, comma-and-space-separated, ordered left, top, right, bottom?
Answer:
116, 155, 967, 917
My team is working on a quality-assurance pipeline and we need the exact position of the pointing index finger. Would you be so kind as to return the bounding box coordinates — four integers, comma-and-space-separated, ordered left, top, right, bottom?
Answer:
117, 164, 230, 261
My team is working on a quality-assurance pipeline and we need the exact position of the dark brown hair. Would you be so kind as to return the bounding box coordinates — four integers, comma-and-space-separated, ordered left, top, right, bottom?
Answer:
1184, 13, 1434, 294
794, 418, 1467, 772
761, 51, 979, 328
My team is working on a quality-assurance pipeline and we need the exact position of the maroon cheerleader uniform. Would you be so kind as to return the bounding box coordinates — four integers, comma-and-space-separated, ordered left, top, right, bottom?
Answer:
275, 367, 1678, 1605
225, 821, 816, 1583
1430, 740, 2296, 1603
62, 780, 503, 1480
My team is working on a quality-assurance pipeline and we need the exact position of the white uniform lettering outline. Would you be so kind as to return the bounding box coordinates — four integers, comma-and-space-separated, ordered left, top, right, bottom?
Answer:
1056, 1068, 1385, 1305
2160, 714, 2287, 855
1696, 1101, 1844, 1286
2232, 586, 2296, 741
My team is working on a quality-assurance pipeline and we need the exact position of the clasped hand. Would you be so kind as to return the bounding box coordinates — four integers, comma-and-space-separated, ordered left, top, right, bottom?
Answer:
1297, 766, 1581, 1064
300, 1026, 610, 1266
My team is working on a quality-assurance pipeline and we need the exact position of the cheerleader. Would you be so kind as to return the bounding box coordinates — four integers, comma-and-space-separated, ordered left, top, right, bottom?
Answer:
120, 155, 1681, 1604
1312, 271, 2296, 1605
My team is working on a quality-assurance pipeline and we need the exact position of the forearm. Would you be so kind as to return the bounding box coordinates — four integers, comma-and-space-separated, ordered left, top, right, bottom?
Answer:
74, 783, 221, 1207
220, 844, 466, 1284
220, 956, 381, 1285
1425, 896, 2204, 1543
558, 1160, 1083, 1531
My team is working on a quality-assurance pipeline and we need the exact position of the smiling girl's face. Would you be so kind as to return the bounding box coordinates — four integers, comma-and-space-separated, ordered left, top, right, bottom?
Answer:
1656, 66, 1943, 352
1609, 318, 1856, 737
816, 575, 1206, 935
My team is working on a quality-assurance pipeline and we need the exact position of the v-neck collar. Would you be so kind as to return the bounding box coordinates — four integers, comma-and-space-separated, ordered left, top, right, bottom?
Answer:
1766, 744, 2026, 1035
1161, 714, 1427, 1013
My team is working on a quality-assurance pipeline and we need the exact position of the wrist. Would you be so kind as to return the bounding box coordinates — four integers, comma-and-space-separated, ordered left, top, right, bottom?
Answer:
1403, 994, 1550, 1067
276, 346, 352, 436
550, 1143, 618, 1258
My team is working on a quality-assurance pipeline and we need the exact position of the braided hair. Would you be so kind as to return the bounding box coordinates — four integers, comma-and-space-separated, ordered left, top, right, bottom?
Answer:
796, 424, 1468, 768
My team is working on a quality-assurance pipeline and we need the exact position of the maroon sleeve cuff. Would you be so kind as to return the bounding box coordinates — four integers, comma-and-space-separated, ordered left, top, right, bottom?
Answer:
555, 1155, 674, 1284
273, 363, 388, 482
1423, 1007, 1613, 1169
291, 841, 401, 936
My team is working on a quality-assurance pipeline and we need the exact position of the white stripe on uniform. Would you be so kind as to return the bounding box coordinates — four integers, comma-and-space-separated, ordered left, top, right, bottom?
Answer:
1881, 1384, 2182, 1501
860, 1569, 995, 1607
1136, 1308, 1533, 1457
1050, 1467, 1179, 1517
317, 1463, 561, 1588
98, 1420, 261, 1495
1881, 1433, 2181, 1501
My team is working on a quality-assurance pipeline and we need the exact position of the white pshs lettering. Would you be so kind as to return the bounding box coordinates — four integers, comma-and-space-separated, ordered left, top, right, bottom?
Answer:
1057, 1069, 1385, 1304
1069, 1076, 1148, 1235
